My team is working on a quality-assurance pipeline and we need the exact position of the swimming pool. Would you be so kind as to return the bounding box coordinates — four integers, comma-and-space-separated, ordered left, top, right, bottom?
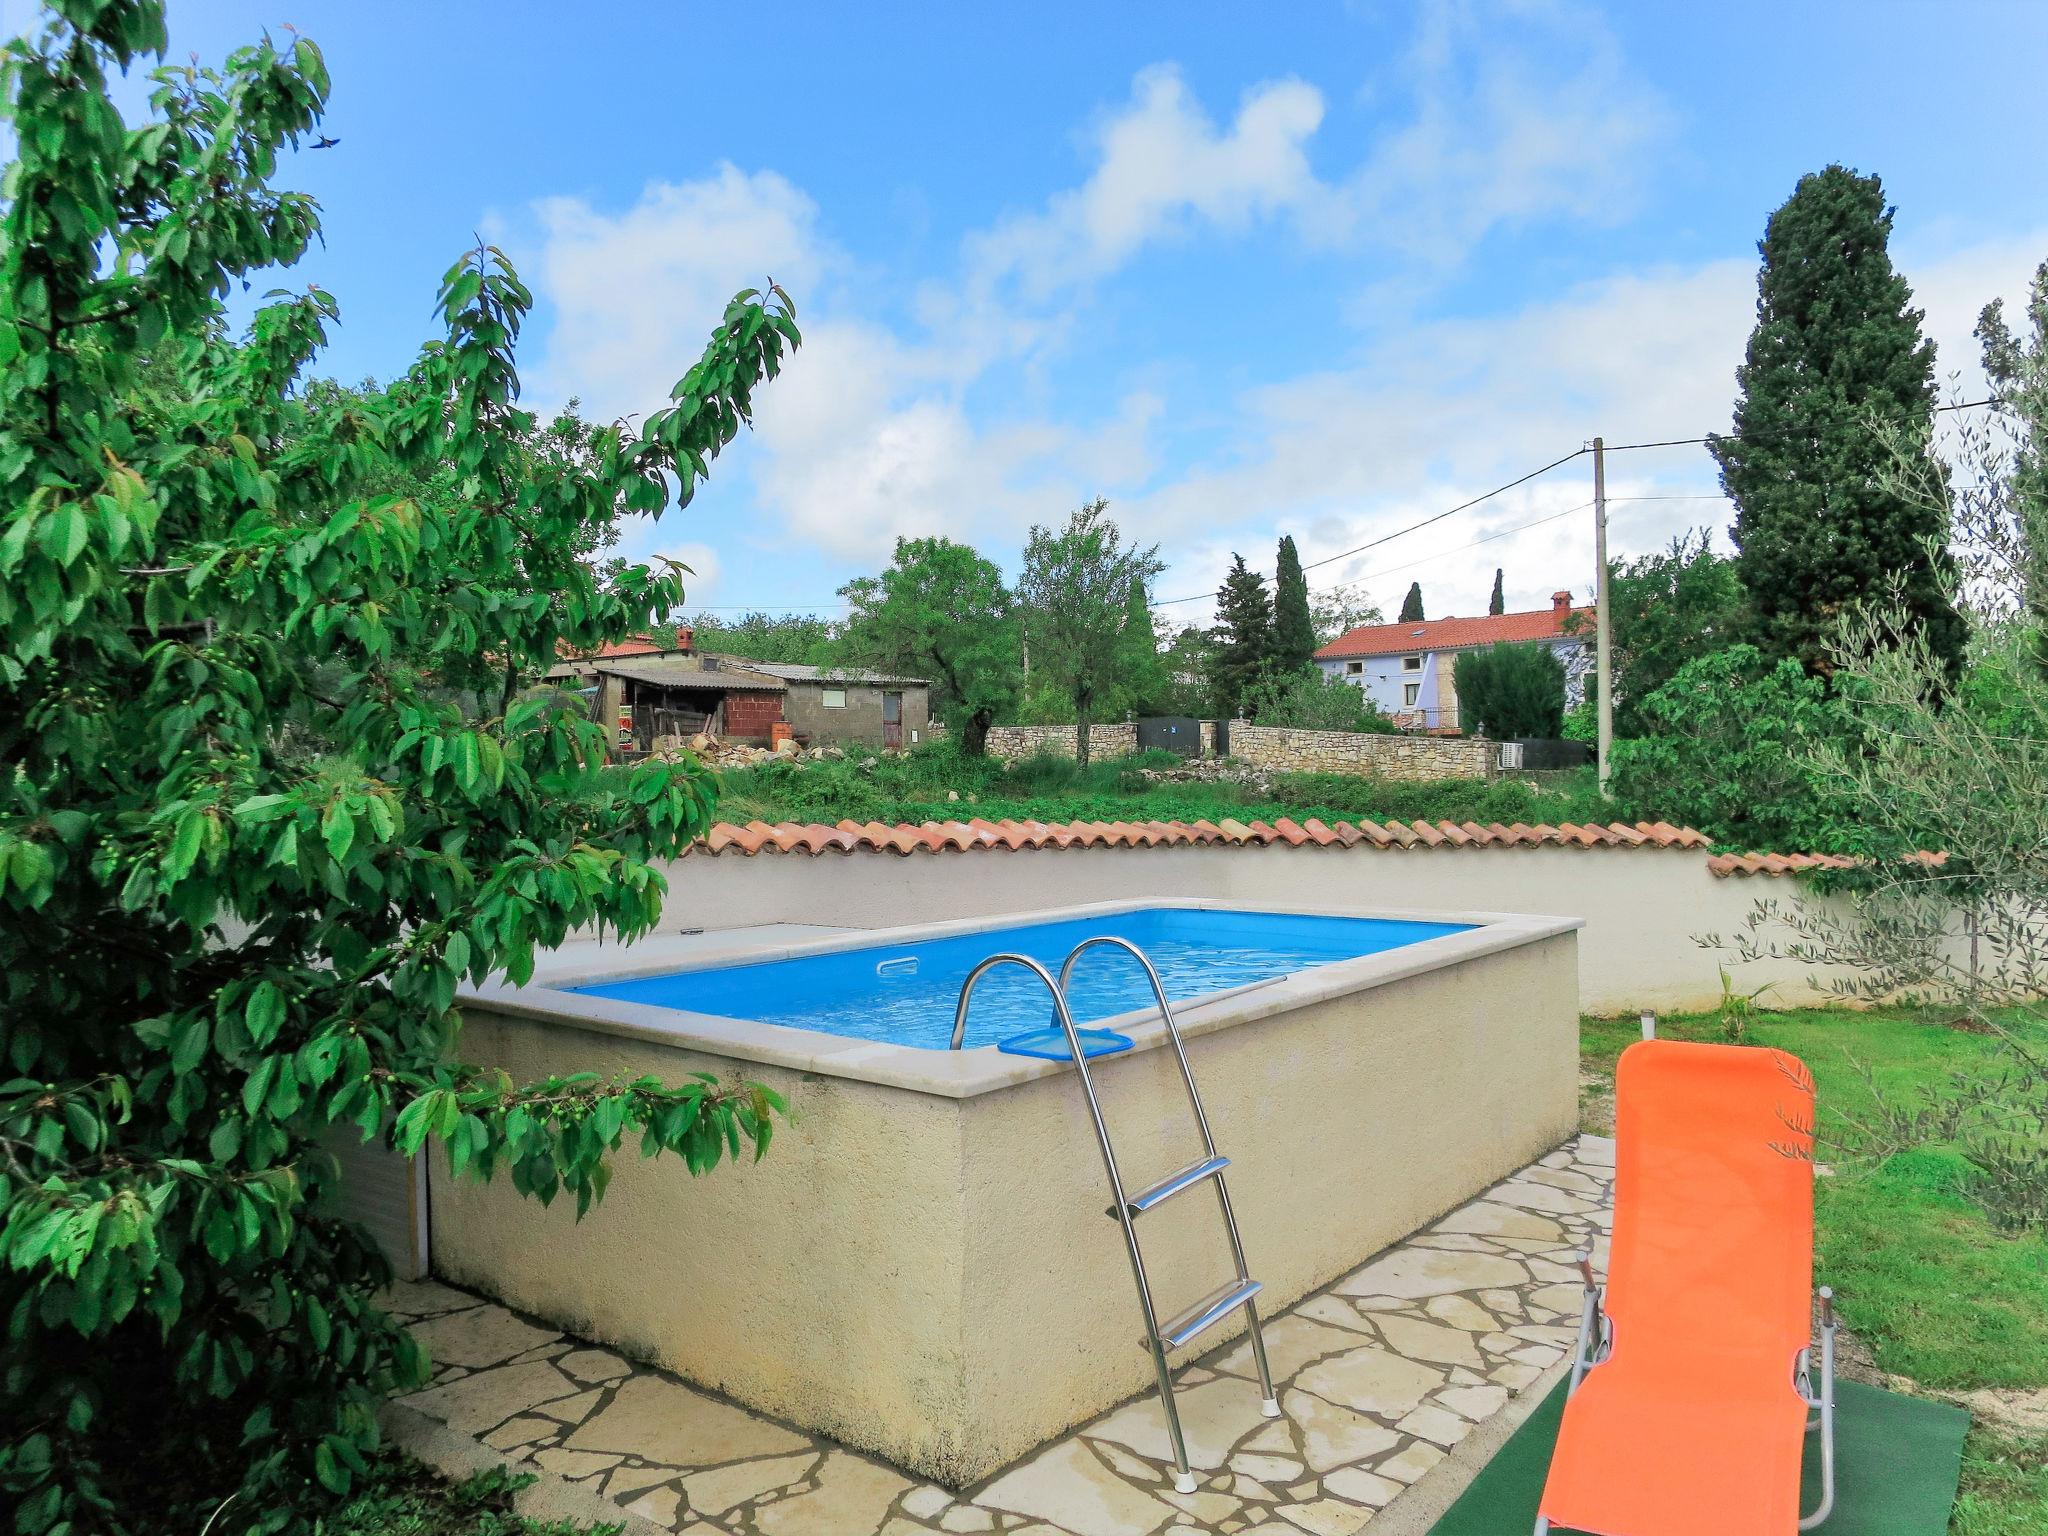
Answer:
567, 907, 1472, 1050
440, 898, 1583, 1483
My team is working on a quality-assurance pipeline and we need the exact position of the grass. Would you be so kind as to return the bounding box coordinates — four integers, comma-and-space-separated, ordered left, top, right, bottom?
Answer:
700, 741, 1612, 830
1580, 1005, 2048, 1533
312, 1455, 615, 1536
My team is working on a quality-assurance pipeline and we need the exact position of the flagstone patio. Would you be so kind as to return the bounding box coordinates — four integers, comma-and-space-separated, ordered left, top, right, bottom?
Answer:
384, 1135, 1613, 1536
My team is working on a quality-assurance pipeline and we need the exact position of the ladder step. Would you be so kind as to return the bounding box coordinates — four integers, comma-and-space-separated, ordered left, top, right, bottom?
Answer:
1115, 1155, 1231, 1217
1156, 1277, 1263, 1349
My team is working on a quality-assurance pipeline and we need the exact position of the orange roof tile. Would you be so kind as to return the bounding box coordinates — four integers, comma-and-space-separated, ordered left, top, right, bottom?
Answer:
1315, 601, 1592, 660
668, 814, 1879, 870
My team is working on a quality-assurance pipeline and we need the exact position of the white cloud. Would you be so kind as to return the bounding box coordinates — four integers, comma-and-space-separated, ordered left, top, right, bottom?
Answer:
508, 5, 2039, 620
523, 165, 828, 425
962, 67, 1328, 303
652, 541, 722, 608
1138, 230, 2048, 624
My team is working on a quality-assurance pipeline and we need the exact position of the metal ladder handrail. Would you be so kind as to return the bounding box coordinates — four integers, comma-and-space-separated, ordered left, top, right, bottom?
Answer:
950, 942, 1281, 1495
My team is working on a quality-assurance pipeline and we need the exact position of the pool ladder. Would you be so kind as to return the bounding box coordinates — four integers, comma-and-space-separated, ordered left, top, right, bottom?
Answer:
950, 937, 1281, 1494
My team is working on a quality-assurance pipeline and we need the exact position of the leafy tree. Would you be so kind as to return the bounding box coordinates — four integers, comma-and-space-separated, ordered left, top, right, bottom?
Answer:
1271, 535, 1316, 672
1155, 623, 1219, 717
1239, 668, 1395, 733
837, 537, 1018, 755
670, 611, 837, 666
1713, 273, 2048, 1227
1607, 647, 1857, 851
1567, 530, 1746, 737
1209, 554, 1274, 717
1453, 642, 1567, 738
0, 9, 795, 1529
1712, 165, 1964, 677
1487, 568, 1504, 616
1398, 581, 1425, 623
1115, 572, 1170, 716
1310, 582, 1382, 646
1015, 499, 1161, 766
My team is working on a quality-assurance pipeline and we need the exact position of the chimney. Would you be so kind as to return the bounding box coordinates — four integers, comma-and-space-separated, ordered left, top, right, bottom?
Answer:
1551, 590, 1572, 618
675, 626, 695, 652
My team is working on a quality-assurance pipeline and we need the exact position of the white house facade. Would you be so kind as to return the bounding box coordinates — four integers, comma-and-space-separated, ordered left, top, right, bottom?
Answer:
1315, 590, 1594, 733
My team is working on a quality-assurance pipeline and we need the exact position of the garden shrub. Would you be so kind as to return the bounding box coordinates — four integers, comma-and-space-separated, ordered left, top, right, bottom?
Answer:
1239, 667, 1397, 733
1607, 645, 1860, 851
0, 8, 794, 1528
1452, 642, 1566, 738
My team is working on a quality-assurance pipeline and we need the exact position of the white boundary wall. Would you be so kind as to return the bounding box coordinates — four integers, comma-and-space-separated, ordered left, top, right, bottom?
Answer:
641, 844, 1880, 1014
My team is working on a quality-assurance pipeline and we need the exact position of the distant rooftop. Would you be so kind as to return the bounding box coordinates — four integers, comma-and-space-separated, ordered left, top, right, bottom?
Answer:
1315, 591, 1592, 660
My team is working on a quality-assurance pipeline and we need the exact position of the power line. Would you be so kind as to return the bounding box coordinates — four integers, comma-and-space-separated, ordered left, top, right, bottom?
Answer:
1305, 499, 1596, 593
1598, 396, 2000, 453
1155, 445, 1590, 606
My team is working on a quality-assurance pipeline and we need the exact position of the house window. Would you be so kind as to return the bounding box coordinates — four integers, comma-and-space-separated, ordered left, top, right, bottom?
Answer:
820, 687, 847, 708
1401, 655, 1422, 672
1402, 682, 1421, 707
1345, 660, 1363, 675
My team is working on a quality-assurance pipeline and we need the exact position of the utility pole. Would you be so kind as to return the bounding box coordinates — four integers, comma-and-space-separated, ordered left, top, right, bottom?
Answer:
1593, 435, 1613, 797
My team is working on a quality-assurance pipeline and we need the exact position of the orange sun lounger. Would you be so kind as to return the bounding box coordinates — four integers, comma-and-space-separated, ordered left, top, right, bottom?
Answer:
1534, 1040, 1838, 1535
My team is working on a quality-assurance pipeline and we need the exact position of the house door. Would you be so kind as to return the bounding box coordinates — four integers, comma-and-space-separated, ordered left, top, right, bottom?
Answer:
882, 691, 903, 748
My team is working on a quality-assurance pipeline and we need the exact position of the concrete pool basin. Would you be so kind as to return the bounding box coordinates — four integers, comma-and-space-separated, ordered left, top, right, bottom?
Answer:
429, 898, 1582, 1486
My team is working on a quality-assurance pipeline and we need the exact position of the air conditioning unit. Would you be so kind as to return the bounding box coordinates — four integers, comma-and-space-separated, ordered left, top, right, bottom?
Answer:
1497, 741, 1524, 770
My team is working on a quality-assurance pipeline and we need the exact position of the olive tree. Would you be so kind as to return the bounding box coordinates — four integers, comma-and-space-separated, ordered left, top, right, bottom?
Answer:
0, 5, 797, 1528
1713, 261, 2048, 1230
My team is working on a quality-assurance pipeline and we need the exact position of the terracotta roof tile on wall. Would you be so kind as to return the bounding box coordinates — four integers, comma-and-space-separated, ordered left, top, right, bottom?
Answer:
1707, 849, 1946, 877
679, 816, 1718, 857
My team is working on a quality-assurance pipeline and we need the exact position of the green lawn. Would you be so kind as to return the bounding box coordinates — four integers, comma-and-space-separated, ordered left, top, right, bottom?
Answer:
702, 742, 1610, 830
1581, 1006, 2048, 1534
315, 1458, 614, 1536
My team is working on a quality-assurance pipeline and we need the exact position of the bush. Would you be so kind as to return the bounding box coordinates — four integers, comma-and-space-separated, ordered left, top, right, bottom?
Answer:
1608, 645, 1858, 850
1239, 668, 1396, 733
1453, 643, 1566, 737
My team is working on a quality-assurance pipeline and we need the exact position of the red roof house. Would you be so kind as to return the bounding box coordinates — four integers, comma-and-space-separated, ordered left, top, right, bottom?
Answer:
1315, 591, 1594, 733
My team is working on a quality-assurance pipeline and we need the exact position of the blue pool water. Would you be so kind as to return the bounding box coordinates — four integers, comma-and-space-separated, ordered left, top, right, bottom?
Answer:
569, 908, 1471, 1051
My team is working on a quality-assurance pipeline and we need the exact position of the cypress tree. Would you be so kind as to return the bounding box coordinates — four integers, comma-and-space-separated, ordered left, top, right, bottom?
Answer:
1399, 581, 1425, 622
1211, 554, 1275, 715
1272, 534, 1317, 671
1488, 568, 1505, 616
1712, 164, 1963, 676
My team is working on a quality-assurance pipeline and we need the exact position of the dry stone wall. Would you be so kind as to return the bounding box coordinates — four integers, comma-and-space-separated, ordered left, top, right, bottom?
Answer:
984, 722, 1139, 760
1226, 721, 1497, 780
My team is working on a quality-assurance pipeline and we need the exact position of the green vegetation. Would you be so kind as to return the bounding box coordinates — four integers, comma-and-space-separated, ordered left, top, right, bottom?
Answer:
1210, 553, 1275, 716
1272, 535, 1317, 673
1016, 499, 1163, 765
663, 611, 836, 667
1239, 666, 1397, 733
317, 1458, 613, 1536
0, 7, 790, 1529
707, 743, 1607, 829
1580, 1006, 2048, 1534
1571, 530, 1744, 738
837, 536, 1020, 756
1607, 644, 1858, 852
1399, 580, 1425, 622
1452, 641, 1567, 738
1714, 164, 1964, 679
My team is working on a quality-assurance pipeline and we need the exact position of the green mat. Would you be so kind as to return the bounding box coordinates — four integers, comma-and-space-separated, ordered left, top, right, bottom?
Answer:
1432, 1377, 1969, 1534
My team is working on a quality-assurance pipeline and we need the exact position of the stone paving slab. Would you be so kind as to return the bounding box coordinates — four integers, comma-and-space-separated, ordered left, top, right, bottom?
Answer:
387, 1136, 1613, 1536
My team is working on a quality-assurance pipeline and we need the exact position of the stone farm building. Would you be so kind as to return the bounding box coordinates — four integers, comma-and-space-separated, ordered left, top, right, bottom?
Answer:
1314, 591, 1593, 733
547, 639, 931, 755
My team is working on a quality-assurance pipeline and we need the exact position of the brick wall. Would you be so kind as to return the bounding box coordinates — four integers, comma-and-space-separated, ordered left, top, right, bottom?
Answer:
722, 690, 785, 741
1225, 721, 1496, 781
984, 722, 1140, 760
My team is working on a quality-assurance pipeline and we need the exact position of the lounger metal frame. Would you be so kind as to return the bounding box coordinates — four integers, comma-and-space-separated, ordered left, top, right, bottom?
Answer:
1532, 1256, 1838, 1534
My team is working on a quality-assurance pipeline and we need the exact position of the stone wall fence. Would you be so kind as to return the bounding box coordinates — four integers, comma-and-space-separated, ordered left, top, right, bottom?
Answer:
983, 722, 1139, 760
1225, 721, 1497, 781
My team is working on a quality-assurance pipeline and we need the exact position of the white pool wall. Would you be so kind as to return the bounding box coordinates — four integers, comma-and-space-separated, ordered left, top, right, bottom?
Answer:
427, 899, 1581, 1484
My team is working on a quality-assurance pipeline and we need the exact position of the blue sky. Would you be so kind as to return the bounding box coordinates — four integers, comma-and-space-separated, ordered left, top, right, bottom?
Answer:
34, 0, 2048, 625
